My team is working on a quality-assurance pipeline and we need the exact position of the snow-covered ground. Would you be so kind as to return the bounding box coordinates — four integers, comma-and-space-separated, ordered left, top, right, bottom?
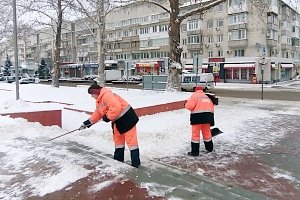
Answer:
0, 82, 299, 199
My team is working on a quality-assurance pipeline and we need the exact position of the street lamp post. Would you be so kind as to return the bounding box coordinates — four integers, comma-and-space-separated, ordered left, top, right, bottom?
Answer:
13, 0, 19, 100
261, 63, 264, 100
260, 46, 267, 101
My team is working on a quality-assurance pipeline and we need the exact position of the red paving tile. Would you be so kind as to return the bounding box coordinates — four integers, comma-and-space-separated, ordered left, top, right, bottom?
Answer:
161, 154, 300, 200
27, 172, 166, 200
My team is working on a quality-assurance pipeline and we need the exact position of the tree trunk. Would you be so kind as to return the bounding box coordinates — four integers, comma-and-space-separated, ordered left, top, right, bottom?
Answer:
96, 1, 106, 87
51, 0, 63, 88
166, 0, 182, 91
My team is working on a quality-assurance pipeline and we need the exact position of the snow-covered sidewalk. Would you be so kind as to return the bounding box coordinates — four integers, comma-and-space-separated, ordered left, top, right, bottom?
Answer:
0, 83, 299, 199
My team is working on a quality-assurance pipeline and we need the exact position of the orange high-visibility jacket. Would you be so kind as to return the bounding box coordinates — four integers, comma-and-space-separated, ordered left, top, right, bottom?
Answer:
89, 87, 138, 133
185, 90, 214, 126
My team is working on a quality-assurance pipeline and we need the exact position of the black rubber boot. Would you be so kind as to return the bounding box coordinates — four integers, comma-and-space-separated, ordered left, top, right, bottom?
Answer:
204, 140, 214, 152
113, 147, 125, 162
130, 149, 141, 168
187, 142, 199, 156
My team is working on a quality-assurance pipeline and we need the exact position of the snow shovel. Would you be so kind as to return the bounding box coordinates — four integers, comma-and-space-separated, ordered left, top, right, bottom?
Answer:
48, 128, 79, 141
211, 127, 223, 137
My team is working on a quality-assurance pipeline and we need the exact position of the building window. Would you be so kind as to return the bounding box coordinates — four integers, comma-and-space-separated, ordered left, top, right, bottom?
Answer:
159, 24, 168, 32
229, 0, 245, 7
229, 29, 246, 40
287, 37, 291, 44
208, 36, 213, 43
228, 13, 247, 24
235, 49, 245, 57
188, 20, 199, 30
123, 30, 129, 37
188, 35, 200, 44
207, 20, 213, 29
267, 13, 278, 25
241, 68, 248, 79
217, 19, 224, 27
182, 39, 187, 45
217, 34, 223, 43
233, 69, 239, 79
218, 50, 224, 57
182, 52, 187, 58
218, 3, 223, 12
181, 24, 187, 32
140, 27, 149, 34
267, 29, 278, 40
208, 50, 213, 57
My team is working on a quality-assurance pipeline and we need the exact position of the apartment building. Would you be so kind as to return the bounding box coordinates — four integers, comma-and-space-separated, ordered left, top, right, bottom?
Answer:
1, 0, 299, 83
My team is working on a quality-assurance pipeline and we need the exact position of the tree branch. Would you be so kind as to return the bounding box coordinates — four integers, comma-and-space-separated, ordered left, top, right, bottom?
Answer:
178, 0, 226, 23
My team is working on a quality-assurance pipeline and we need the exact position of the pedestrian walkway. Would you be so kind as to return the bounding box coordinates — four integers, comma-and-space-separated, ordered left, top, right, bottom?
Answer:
26, 112, 300, 200
27, 141, 269, 200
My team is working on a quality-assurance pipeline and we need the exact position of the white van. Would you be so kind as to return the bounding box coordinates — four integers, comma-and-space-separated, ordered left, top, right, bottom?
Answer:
181, 73, 214, 91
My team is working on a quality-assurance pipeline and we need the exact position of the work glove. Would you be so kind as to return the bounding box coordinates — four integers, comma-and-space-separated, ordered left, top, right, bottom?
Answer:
79, 119, 92, 130
102, 115, 111, 123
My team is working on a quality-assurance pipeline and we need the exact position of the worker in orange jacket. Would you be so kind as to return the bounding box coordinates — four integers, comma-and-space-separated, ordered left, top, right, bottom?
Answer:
185, 86, 214, 156
79, 82, 140, 168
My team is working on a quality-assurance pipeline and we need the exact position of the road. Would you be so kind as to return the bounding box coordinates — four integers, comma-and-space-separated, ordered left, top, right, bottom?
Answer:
41, 80, 300, 101
211, 88, 300, 101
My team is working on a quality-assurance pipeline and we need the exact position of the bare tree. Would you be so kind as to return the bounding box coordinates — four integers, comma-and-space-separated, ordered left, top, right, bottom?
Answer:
129, 0, 226, 91
21, 0, 74, 87
0, 0, 13, 43
72, 0, 226, 89
72, 0, 124, 86
0, 0, 35, 65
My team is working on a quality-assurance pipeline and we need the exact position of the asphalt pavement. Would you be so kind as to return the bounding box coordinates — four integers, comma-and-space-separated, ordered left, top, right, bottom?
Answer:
41, 79, 300, 101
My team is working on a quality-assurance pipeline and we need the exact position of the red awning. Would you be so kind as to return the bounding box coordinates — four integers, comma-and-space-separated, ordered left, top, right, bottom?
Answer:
201, 65, 208, 69
224, 63, 255, 69
136, 62, 159, 68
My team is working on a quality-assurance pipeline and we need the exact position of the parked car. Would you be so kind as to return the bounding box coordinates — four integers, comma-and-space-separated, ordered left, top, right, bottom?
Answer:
19, 77, 40, 84
4, 76, 22, 83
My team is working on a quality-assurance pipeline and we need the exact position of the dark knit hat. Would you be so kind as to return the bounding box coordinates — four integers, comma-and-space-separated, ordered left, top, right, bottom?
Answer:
88, 82, 102, 95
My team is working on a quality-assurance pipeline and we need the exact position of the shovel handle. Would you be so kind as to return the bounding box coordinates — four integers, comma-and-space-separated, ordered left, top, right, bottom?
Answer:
48, 128, 79, 141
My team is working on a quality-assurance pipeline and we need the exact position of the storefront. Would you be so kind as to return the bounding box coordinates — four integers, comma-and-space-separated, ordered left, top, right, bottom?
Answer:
224, 63, 255, 83
280, 63, 294, 80
136, 62, 160, 75
270, 63, 279, 83
60, 63, 84, 78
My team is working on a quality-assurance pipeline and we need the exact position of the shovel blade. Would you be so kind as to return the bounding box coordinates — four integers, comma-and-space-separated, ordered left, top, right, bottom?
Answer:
211, 127, 223, 137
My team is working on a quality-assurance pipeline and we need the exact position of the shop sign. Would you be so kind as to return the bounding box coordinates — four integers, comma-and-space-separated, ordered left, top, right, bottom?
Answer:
208, 57, 225, 63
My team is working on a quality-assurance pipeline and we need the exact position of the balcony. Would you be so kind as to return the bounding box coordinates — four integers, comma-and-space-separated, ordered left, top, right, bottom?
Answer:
186, 30, 202, 35
281, 29, 292, 36
228, 39, 248, 48
267, 23, 279, 30
186, 44, 202, 50
228, 23, 247, 30
281, 43, 292, 50
267, 39, 278, 48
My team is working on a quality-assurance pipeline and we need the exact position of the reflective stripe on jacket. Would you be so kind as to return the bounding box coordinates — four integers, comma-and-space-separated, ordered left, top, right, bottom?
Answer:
185, 90, 214, 126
